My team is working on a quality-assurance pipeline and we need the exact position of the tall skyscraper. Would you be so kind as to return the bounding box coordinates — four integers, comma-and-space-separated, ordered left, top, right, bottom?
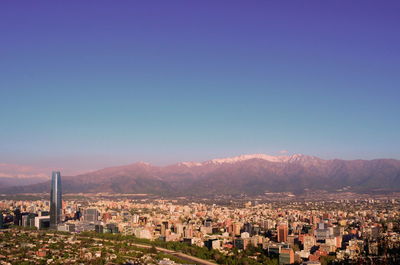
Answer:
50, 171, 62, 228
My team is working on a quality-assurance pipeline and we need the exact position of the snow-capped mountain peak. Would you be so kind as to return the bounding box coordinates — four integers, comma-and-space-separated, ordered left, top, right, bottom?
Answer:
178, 162, 202, 167
178, 153, 318, 167
205, 153, 305, 164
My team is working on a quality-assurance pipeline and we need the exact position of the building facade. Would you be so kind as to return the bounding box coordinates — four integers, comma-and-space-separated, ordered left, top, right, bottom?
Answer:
277, 224, 288, 243
50, 171, 62, 228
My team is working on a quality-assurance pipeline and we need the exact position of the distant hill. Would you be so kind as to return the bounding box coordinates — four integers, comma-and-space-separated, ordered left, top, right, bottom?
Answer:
0, 163, 49, 190
0, 176, 48, 189
2, 154, 400, 195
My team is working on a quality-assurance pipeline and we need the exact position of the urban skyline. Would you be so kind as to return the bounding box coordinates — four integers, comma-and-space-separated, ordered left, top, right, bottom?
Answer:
2, 188, 399, 264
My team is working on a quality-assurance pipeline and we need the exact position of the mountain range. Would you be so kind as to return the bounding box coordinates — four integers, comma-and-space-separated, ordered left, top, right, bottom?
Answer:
0, 163, 49, 189
2, 154, 400, 195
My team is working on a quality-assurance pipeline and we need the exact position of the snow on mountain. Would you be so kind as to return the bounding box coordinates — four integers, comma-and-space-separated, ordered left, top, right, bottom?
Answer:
178, 162, 203, 167
204, 153, 309, 165
0, 163, 49, 179
3, 155, 400, 195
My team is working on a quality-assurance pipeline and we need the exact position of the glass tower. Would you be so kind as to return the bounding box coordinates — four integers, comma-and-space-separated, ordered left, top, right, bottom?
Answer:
50, 171, 62, 228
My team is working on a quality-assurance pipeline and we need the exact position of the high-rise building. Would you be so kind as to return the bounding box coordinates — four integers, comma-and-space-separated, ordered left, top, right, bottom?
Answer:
244, 222, 253, 235
303, 234, 316, 251
0, 213, 3, 229
279, 248, 294, 265
35, 216, 50, 229
160, 221, 168, 237
50, 171, 62, 228
232, 222, 241, 236
83, 208, 99, 222
277, 224, 288, 243
13, 208, 22, 226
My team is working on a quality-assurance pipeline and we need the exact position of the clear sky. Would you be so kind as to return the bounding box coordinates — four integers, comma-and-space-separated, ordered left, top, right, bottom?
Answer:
1, 1, 399, 174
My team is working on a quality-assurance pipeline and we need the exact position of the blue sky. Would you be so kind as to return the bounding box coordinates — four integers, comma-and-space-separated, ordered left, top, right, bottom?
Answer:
1, 1, 399, 174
